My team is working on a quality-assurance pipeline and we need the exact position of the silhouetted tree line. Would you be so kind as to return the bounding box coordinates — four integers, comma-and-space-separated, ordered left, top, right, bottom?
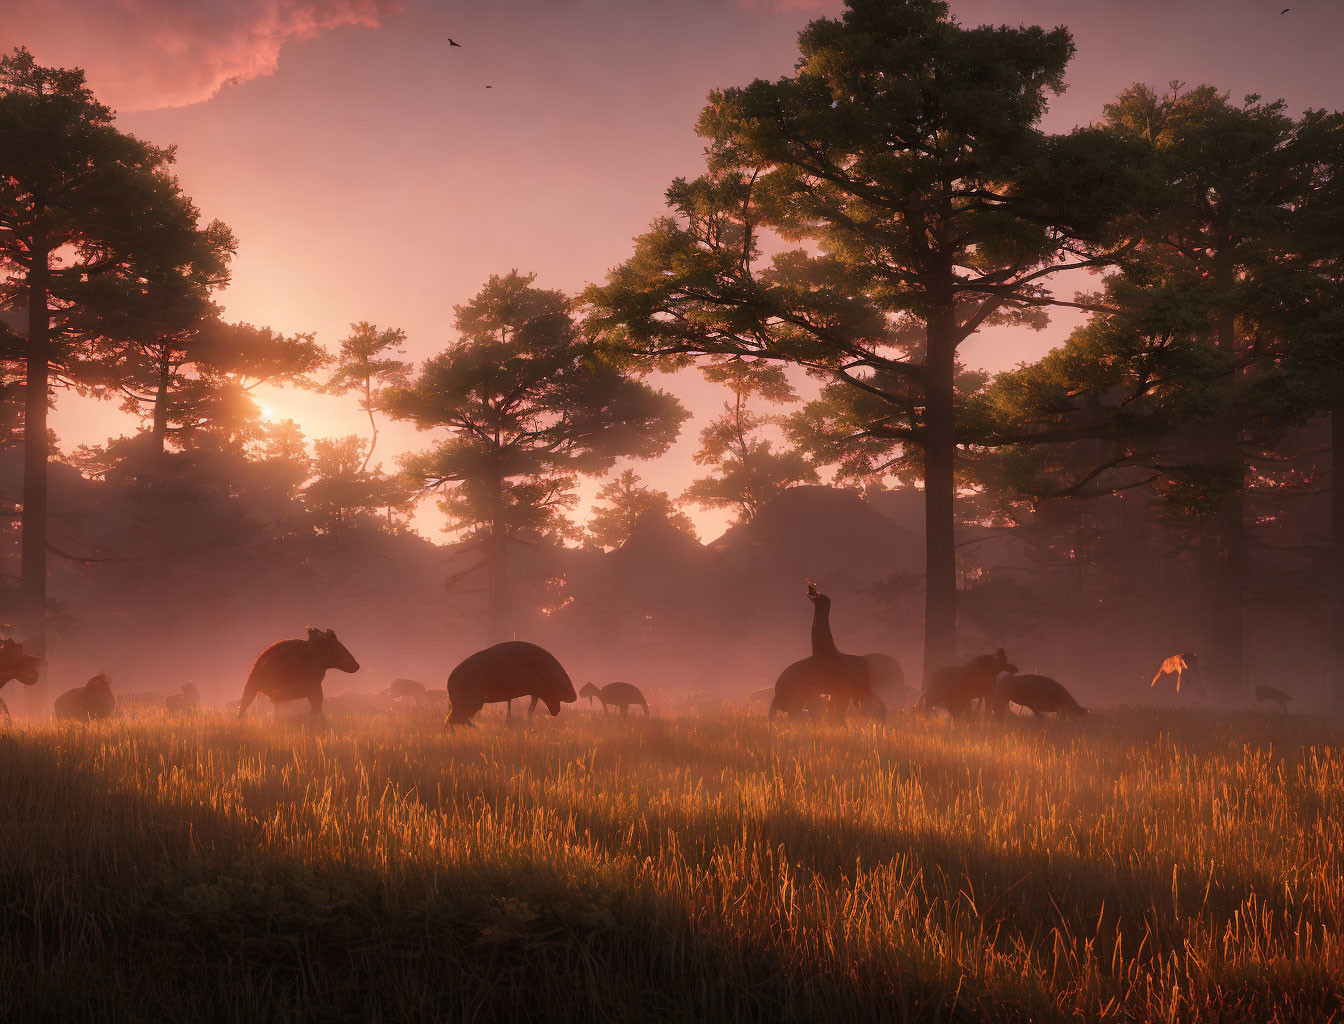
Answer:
3, 0, 1343, 703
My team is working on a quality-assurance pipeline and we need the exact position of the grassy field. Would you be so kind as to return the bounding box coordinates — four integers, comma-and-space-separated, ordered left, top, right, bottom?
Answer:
1, 707, 1342, 1023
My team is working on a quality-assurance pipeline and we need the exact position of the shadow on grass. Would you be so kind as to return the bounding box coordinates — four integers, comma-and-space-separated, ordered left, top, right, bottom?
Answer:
1, 724, 1340, 1024
0, 732, 1030, 1024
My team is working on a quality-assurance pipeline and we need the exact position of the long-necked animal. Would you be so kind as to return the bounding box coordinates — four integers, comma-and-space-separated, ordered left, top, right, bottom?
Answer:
1150, 653, 1203, 694
990, 672, 1087, 718
920, 649, 1016, 717
1254, 684, 1293, 712
54, 672, 116, 722
165, 683, 200, 714
0, 638, 40, 720
580, 681, 649, 716
237, 628, 360, 719
770, 582, 883, 721
445, 641, 576, 727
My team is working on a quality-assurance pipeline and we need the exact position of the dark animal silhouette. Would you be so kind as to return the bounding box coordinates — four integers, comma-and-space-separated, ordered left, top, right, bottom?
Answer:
770, 582, 883, 721
1254, 684, 1293, 712
0, 638, 40, 720
580, 681, 649, 716
990, 672, 1087, 718
920, 649, 1016, 717
238, 627, 360, 719
54, 672, 116, 722
165, 683, 200, 714
1150, 652, 1204, 694
449, 37, 462, 46
863, 653, 913, 708
445, 641, 576, 727
379, 678, 427, 706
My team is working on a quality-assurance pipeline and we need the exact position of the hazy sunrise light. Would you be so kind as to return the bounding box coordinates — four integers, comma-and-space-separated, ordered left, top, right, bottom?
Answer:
3, 2, 1344, 1020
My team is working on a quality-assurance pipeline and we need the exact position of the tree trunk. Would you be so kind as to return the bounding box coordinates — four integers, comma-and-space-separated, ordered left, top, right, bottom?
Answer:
1207, 298, 1245, 701
1198, 531, 1218, 651
20, 248, 50, 713
1209, 484, 1245, 699
151, 352, 170, 454
1332, 403, 1344, 701
485, 472, 510, 644
922, 313, 958, 681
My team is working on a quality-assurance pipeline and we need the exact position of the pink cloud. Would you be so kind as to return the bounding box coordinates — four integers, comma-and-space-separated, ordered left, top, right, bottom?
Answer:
0, 0, 403, 111
736, 0, 835, 11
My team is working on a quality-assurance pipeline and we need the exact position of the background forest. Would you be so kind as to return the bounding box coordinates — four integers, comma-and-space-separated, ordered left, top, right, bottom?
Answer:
3, 0, 1343, 710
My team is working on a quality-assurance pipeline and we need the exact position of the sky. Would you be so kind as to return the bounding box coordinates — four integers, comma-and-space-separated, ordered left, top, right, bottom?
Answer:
5, 0, 1344, 541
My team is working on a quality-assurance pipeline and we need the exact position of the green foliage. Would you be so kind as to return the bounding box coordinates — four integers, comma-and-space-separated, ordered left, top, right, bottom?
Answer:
969, 84, 1337, 524
585, 0, 1142, 664
683, 361, 816, 523
587, 469, 696, 549
321, 322, 412, 470
303, 435, 416, 537
387, 272, 687, 630
0, 46, 212, 378
388, 271, 686, 519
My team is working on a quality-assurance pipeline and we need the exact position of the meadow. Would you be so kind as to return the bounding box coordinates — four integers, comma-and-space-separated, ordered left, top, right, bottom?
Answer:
1, 707, 1342, 1023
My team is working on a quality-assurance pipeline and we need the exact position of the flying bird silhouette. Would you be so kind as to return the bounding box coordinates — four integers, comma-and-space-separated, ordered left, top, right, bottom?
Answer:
448, 38, 462, 47
1281, 7, 1290, 12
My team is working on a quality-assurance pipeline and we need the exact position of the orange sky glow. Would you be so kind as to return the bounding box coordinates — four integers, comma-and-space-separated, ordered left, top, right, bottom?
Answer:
4, 0, 1343, 541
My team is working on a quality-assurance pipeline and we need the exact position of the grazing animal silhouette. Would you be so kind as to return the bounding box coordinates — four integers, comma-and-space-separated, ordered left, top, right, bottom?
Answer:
770, 582, 883, 721
445, 641, 576, 727
388, 678, 427, 704
237, 627, 360, 719
1150, 652, 1204, 694
1254, 684, 1293, 712
580, 681, 649, 716
990, 672, 1087, 718
165, 683, 200, 714
920, 650, 1016, 717
54, 673, 116, 722
0, 638, 41, 720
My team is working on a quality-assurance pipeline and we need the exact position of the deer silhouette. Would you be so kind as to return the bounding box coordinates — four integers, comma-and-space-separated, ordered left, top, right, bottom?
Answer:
580, 681, 649, 716
1150, 653, 1204, 694
770, 581, 883, 722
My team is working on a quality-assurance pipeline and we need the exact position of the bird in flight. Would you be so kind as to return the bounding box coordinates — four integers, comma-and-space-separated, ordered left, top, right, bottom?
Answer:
1281, 7, 1290, 12
485, 85, 493, 89
449, 38, 462, 47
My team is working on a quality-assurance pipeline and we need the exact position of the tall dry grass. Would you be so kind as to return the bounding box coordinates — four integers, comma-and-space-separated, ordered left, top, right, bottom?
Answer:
1, 707, 1341, 1022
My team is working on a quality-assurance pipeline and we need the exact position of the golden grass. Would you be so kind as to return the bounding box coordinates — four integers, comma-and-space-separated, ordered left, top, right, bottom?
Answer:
1, 707, 1342, 1022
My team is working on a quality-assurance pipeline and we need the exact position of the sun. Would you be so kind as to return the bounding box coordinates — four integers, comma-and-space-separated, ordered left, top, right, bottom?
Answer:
260, 403, 277, 422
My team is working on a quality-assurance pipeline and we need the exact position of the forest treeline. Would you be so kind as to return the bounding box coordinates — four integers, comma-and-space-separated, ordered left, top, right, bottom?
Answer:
3, 0, 1343, 704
